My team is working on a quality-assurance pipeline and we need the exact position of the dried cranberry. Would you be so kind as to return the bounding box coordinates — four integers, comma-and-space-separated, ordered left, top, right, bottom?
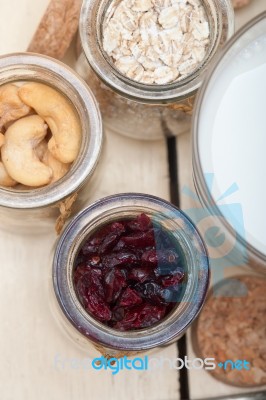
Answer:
161, 270, 185, 287
73, 212, 186, 331
115, 304, 166, 330
142, 249, 179, 267
128, 266, 155, 283
121, 229, 155, 248
137, 304, 166, 328
102, 252, 137, 269
86, 289, 112, 322
119, 287, 142, 307
127, 213, 151, 232
99, 233, 120, 254
112, 306, 125, 322
112, 239, 127, 252
73, 264, 91, 284
82, 237, 102, 255
104, 268, 127, 303
114, 307, 140, 330
134, 281, 166, 305
161, 286, 183, 303
110, 222, 126, 234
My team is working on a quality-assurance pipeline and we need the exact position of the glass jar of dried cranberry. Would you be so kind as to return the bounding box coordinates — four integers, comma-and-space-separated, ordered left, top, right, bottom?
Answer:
52, 193, 209, 357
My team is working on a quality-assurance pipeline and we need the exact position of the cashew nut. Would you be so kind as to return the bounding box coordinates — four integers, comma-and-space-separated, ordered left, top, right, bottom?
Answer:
0, 132, 5, 148
35, 139, 48, 161
0, 162, 17, 187
18, 83, 81, 164
0, 132, 17, 187
0, 84, 31, 130
1, 115, 53, 187
43, 149, 71, 183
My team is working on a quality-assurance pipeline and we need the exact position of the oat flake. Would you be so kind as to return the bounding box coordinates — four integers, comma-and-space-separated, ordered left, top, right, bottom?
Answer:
102, 0, 210, 84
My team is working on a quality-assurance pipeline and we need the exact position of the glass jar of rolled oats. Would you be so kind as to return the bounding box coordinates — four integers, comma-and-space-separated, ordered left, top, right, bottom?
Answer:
77, 0, 234, 140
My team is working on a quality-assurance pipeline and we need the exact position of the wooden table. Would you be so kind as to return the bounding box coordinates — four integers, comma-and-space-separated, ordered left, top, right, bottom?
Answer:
0, 1, 265, 399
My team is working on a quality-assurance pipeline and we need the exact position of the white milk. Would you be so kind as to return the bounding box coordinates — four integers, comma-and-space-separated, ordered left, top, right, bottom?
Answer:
198, 24, 266, 256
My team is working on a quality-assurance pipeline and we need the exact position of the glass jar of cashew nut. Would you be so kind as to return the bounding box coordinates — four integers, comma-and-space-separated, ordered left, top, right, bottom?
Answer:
77, 0, 234, 140
0, 53, 103, 234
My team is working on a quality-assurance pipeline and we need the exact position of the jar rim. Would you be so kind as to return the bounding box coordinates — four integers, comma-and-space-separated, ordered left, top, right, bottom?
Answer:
192, 12, 266, 264
53, 193, 210, 351
0, 53, 103, 209
79, 0, 234, 103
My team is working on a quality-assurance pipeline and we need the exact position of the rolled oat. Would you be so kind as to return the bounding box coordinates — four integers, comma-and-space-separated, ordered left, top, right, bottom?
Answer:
102, 0, 210, 84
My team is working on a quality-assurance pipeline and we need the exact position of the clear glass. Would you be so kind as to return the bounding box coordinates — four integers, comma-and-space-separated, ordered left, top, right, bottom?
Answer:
0, 53, 103, 234
192, 13, 266, 274
52, 193, 209, 356
77, 0, 234, 140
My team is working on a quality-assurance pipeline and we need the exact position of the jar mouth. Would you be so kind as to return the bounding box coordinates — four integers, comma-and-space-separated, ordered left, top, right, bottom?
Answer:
80, 0, 234, 103
192, 12, 266, 265
53, 193, 210, 351
0, 53, 103, 209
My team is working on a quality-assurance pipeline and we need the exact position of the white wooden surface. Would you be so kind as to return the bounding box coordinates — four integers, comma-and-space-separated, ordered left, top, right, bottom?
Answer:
0, 2, 178, 400
0, 1, 266, 399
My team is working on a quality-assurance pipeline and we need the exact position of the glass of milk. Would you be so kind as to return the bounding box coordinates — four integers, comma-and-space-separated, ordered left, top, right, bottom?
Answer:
193, 12, 266, 276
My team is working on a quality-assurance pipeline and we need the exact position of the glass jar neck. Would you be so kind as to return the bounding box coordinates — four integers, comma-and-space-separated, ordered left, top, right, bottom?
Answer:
79, 0, 234, 104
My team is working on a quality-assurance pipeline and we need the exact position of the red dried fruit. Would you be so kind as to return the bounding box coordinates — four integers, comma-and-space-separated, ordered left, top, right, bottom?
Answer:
111, 222, 126, 233
114, 307, 140, 330
82, 237, 102, 255
112, 306, 125, 322
161, 271, 185, 287
112, 239, 126, 252
127, 213, 151, 232
134, 281, 166, 305
99, 232, 121, 254
121, 229, 155, 248
128, 266, 155, 283
142, 249, 179, 267
104, 268, 127, 303
73, 264, 91, 284
119, 287, 142, 307
102, 252, 137, 269
86, 289, 112, 322
137, 304, 166, 328
73, 212, 186, 330
115, 304, 166, 330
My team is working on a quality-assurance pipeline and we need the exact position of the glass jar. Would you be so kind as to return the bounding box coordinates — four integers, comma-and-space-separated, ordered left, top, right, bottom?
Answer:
192, 13, 266, 276
0, 53, 103, 234
52, 193, 209, 357
191, 274, 266, 388
77, 0, 234, 140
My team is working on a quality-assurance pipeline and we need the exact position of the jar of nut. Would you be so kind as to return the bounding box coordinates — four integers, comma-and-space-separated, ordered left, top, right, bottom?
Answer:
51, 193, 209, 357
0, 53, 103, 234
77, 0, 234, 140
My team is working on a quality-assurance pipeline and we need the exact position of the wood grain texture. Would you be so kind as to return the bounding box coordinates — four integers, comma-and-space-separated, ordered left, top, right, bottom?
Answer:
0, 2, 178, 395
27, 0, 82, 59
